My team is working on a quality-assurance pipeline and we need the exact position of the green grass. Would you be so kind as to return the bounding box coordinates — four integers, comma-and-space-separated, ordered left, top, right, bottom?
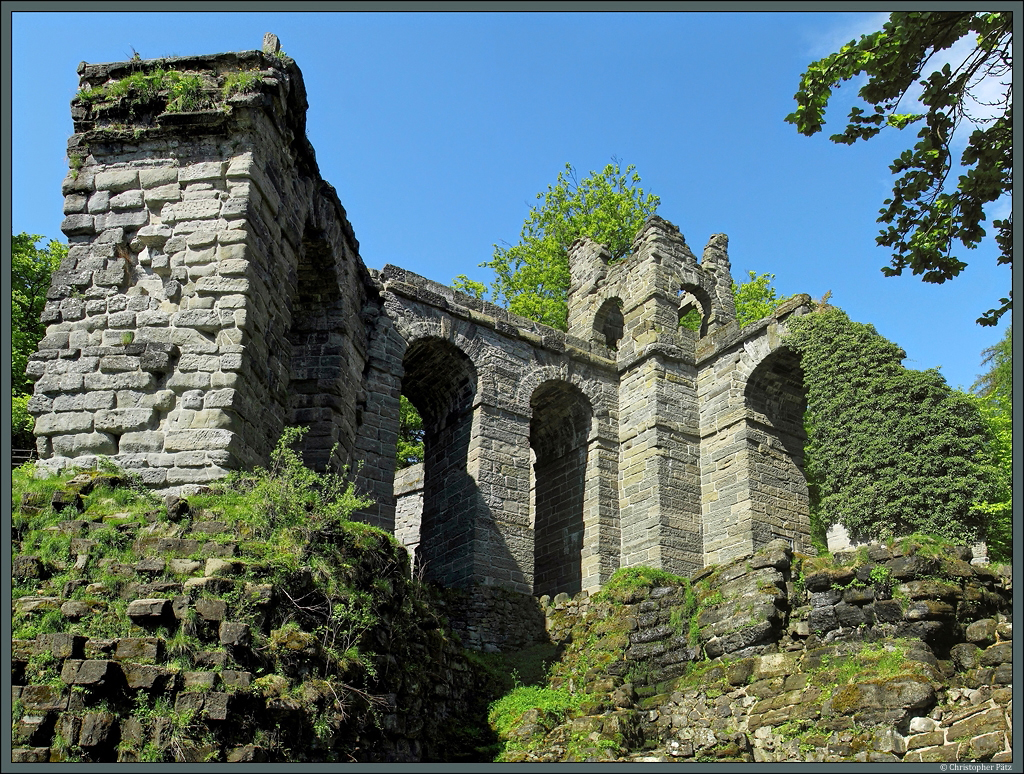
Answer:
596, 566, 686, 600
488, 684, 585, 756
222, 70, 262, 99
75, 68, 217, 116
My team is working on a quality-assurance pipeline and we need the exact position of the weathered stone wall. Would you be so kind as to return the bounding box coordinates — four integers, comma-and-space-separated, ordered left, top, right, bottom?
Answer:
697, 296, 814, 565
28, 50, 373, 508
511, 538, 1013, 763
29, 42, 816, 601
366, 265, 622, 595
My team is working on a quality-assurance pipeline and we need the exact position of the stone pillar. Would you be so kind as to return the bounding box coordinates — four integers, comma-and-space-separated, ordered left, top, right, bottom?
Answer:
698, 348, 754, 564
469, 404, 533, 593
580, 414, 621, 592
352, 313, 407, 531
28, 47, 371, 493
613, 221, 704, 576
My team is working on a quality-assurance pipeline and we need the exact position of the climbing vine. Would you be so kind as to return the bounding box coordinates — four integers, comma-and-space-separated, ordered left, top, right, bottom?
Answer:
784, 306, 993, 546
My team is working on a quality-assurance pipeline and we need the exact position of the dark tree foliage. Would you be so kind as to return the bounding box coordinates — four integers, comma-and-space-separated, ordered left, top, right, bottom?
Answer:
785, 307, 994, 546
787, 11, 1012, 326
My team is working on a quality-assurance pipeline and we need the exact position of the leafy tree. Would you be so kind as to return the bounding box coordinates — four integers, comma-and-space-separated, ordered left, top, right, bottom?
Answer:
970, 396, 1011, 562
450, 275, 487, 300
969, 325, 1012, 561
12, 233, 66, 446
732, 271, 791, 328
483, 161, 660, 330
396, 395, 425, 469
785, 306, 993, 546
971, 324, 1012, 410
787, 11, 1012, 326
13, 233, 65, 393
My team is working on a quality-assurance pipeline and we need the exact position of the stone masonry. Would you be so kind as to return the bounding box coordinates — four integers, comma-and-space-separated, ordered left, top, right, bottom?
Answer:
29, 41, 813, 599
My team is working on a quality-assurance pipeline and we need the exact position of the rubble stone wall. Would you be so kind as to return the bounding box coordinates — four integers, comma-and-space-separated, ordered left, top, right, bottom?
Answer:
521, 538, 1013, 763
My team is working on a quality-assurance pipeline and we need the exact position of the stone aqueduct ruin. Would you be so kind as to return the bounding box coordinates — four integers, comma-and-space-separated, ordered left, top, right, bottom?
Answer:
28, 44, 814, 598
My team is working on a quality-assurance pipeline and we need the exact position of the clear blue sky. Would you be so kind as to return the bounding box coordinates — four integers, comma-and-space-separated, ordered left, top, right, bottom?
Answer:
8, 8, 1013, 391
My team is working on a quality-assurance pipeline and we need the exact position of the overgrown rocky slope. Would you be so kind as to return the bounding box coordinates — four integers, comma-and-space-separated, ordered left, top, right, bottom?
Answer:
10, 455, 497, 763
490, 539, 1012, 763
10, 459, 1014, 764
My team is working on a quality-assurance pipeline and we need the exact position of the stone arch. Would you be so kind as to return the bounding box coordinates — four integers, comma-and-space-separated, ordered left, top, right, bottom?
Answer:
746, 346, 806, 440
677, 282, 714, 337
399, 336, 479, 586
388, 312, 488, 386
514, 362, 613, 423
530, 380, 593, 598
742, 344, 810, 551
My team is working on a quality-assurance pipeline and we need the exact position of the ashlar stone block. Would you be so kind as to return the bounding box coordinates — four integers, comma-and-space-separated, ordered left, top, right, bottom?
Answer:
139, 166, 179, 188
33, 411, 94, 436
84, 192, 110, 216
94, 408, 156, 434
94, 168, 140, 193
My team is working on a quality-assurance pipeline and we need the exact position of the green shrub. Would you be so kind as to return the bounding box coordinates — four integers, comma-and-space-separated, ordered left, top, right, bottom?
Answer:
218, 426, 373, 538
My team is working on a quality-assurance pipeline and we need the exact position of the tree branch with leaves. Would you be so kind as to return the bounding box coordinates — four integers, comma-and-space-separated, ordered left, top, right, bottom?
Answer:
787, 11, 1012, 325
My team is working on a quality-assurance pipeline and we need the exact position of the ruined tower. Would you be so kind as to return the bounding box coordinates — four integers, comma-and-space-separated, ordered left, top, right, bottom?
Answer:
28, 44, 812, 605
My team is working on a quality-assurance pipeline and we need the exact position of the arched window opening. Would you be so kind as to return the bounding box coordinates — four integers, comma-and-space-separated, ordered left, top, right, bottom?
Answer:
678, 285, 711, 337
530, 381, 592, 598
593, 297, 625, 350
400, 338, 477, 586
